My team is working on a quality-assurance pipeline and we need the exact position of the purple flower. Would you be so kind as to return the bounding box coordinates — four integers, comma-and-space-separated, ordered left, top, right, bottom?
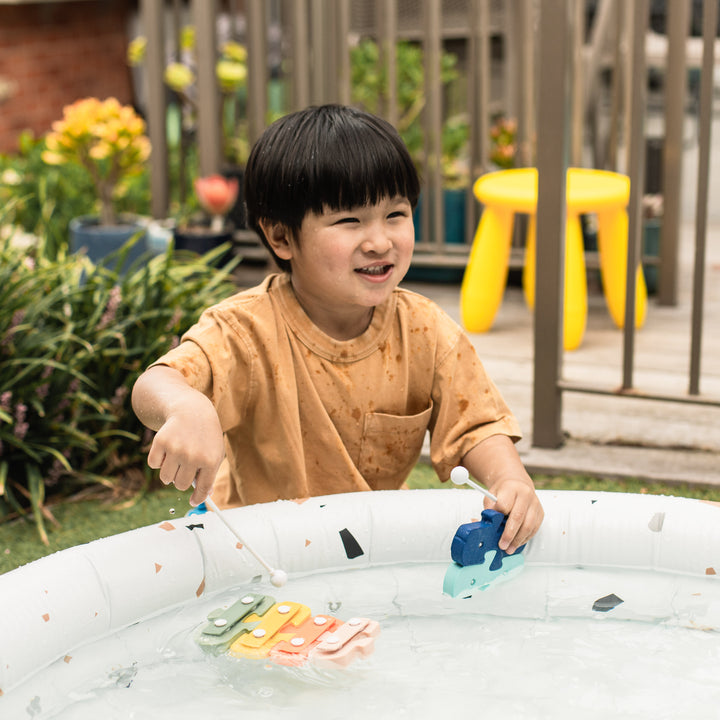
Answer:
13, 421, 28, 440
98, 285, 123, 330
13, 403, 28, 439
47, 458, 64, 487
14, 403, 27, 423
0, 391, 11, 412
165, 308, 183, 332
1, 310, 25, 349
111, 385, 129, 410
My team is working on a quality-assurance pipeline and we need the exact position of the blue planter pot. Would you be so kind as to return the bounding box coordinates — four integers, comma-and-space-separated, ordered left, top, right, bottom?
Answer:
69, 215, 149, 273
173, 225, 234, 267
407, 188, 466, 283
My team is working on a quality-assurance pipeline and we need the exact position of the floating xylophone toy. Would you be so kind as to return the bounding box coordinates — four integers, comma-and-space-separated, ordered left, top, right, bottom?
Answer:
195, 592, 380, 668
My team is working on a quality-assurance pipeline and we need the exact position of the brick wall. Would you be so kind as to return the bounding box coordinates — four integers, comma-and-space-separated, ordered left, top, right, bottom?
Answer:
0, 0, 137, 154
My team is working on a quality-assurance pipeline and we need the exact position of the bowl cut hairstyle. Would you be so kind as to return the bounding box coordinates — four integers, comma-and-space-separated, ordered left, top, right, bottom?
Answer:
244, 104, 421, 272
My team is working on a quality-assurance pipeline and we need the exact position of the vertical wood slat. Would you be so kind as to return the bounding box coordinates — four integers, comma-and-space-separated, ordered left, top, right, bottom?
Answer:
517, 0, 535, 169
336, 0, 351, 106
607, 0, 622, 171
689, 0, 718, 395
570, 0, 584, 167
192, 0, 222, 176
620, 0, 648, 392
289, 0, 310, 111
310, 0, 326, 104
246, 0, 267, 147
424, 0, 444, 250
533, 0, 570, 449
141, 0, 168, 219
380, 0, 398, 127
466, 0, 490, 245
171, 0, 187, 208
658, 0, 691, 306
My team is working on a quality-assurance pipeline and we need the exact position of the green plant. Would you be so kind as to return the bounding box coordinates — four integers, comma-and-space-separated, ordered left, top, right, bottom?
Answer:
0, 230, 238, 543
350, 38, 469, 186
1, 132, 96, 259
41, 98, 151, 226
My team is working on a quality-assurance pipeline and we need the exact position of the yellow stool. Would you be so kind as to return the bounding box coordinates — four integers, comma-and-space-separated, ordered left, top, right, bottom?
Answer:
460, 167, 647, 350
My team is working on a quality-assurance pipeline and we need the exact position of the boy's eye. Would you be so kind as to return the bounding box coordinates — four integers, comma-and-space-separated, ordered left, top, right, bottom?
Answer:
334, 216, 360, 225
388, 210, 408, 219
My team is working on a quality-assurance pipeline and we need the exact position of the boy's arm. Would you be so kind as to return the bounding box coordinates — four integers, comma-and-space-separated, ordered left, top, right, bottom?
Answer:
131, 365, 225, 506
461, 434, 544, 554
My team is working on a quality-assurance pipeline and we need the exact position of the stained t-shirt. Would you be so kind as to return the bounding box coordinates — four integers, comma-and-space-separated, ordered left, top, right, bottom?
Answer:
151, 273, 521, 508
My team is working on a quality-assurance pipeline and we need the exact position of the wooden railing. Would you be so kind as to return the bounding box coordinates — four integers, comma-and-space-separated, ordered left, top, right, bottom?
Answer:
134, 0, 719, 446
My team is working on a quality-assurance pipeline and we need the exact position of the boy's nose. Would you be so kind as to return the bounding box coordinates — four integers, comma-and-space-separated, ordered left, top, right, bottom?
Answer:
362, 226, 392, 254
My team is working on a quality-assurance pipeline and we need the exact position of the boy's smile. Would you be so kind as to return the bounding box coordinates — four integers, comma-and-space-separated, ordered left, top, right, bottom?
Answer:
263, 196, 415, 340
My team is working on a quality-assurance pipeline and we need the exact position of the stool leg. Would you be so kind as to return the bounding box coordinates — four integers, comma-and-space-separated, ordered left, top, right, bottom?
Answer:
522, 213, 587, 351
522, 214, 536, 309
596, 209, 648, 329
460, 205, 513, 333
564, 212, 588, 351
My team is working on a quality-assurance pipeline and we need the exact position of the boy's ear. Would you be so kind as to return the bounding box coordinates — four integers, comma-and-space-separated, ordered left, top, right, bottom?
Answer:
259, 219, 294, 261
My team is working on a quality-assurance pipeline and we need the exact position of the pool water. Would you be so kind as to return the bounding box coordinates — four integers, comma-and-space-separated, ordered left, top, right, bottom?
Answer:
12, 563, 720, 719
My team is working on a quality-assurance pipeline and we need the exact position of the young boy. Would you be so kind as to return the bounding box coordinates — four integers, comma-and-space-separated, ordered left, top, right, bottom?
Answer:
132, 104, 543, 554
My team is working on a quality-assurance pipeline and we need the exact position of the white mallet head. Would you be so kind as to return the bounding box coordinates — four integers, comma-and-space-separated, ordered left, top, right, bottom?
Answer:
270, 569, 288, 588
450, 466, 470, 486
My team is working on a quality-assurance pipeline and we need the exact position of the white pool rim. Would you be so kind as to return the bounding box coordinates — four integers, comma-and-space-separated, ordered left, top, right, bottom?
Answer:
2, 488, 720, 700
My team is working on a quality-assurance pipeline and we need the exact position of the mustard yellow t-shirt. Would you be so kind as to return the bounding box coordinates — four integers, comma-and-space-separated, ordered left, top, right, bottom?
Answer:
152, 273, 521, 508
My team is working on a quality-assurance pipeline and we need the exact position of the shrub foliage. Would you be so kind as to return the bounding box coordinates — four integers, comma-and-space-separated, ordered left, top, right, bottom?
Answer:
0, 234, 237, 542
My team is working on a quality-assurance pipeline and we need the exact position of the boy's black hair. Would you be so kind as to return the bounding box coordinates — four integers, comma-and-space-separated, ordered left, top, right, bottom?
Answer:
244, 104, 421, 272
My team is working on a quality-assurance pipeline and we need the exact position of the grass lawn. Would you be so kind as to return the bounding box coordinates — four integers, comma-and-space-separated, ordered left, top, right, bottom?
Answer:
2, 463, 719, 574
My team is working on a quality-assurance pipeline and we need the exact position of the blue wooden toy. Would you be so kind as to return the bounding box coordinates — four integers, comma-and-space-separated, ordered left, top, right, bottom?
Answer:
443, 508, 526, 598
450, 509, 526, 568
443, 551, 525, 597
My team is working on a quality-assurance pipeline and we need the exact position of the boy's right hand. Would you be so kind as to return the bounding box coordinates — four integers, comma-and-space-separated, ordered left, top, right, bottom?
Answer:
132, 366, 224, 507
147, 401, 225, 506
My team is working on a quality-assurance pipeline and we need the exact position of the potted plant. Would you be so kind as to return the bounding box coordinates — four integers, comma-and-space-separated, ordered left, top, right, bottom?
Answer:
172, 173, 239, 266
42, 97, 151, 267
129, 30, 251, 229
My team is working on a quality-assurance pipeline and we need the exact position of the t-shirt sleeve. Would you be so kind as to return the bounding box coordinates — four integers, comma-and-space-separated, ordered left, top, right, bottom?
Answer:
429, 324, 522, 482
149, 308, 249, 431
150, 340, 213, 395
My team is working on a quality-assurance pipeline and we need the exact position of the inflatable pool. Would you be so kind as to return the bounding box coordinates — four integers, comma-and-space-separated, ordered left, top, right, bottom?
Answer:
1, 489, 719, 718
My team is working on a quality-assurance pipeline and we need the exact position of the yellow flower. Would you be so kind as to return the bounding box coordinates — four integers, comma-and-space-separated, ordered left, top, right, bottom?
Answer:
41, 97, 151, 225
127, 36, 147, 66
180, 25, 195, 52
222, 41, 247, 64
216, 59, 247, 93
164, 62, 195, 93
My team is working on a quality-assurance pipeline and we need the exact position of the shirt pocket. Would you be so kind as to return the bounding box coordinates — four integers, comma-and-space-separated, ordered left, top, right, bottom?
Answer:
357, 403, 433, 490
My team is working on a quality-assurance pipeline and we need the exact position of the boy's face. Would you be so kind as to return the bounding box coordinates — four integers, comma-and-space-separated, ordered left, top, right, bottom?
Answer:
266, 196, 415, 338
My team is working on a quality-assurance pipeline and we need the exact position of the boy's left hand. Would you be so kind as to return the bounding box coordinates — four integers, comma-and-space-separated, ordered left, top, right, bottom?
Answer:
461, 435, 544, 555
486, 478, 544, 555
